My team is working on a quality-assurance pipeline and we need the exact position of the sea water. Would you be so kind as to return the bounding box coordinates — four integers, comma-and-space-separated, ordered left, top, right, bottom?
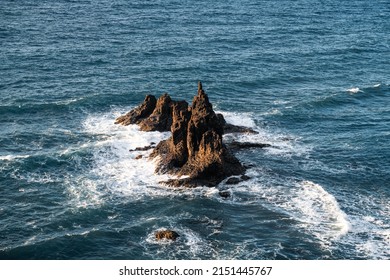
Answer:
0, 0, 389, 259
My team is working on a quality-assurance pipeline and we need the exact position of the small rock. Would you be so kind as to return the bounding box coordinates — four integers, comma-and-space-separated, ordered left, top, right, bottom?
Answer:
229, 140, 271, 150
224, 123, 258, 134
225, 177, 240, 185
241, 175, 250, 181
155, 230, 179, 241
135, 155, 143, 160
219, 191, 231, 198
244, 163, 256, 168
129, 145, 155, 152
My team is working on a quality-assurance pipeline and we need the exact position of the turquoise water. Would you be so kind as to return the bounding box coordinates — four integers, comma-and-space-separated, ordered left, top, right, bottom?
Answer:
0, 0, 389, 259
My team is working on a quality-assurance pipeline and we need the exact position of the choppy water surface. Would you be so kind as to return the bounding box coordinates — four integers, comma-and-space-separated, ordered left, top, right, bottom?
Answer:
0, 0, 389, 259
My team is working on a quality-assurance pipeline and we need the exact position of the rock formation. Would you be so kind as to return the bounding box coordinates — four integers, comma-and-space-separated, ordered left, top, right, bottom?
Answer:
115, 82, 265, 187
139, 93, 173, 132
115, 95, 156, 126
155, 229, 179, 241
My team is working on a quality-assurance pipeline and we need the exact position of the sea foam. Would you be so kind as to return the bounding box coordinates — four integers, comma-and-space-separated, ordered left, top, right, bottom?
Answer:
219, 174, 350, 248
347, 87, 361, 94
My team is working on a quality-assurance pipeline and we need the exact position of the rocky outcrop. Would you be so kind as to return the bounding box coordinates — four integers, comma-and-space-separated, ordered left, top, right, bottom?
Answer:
115, 95, 157, 126
139, 93, 173, 132
116, 82, 248, 187
225, 174, 251, 185
155, 229, 179, 241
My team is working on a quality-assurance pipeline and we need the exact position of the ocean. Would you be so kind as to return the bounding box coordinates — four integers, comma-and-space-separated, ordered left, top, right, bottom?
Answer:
0, 0, 389, 259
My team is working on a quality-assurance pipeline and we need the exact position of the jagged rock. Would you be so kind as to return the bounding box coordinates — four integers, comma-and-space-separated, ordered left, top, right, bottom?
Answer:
155, 229, 179, 241
166, 83, 244, 187
139, 93, 173, 132
117, 82, 246, 187
186, 83, 224, 159
149, 100, 191, 172
115, 95, 157, 125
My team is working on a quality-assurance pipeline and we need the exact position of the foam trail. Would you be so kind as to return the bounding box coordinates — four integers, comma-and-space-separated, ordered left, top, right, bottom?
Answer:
0, 155, 30, 161
347, 87, 361, 94
291, 181, 350, 241
224, 176, 350, 247
338, 194, 390, 259
219, 111, 256, 128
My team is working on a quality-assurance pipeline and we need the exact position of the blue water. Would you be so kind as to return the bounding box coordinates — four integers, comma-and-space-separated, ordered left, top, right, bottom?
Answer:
1, 0, 389, 259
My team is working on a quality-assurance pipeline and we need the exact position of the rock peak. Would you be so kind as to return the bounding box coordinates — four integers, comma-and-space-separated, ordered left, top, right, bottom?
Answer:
198, 81, 203, 92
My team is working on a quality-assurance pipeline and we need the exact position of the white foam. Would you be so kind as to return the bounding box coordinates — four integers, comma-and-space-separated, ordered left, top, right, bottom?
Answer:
55, 97, 84, 106
262, 108, 283, 116
66, 177, 104, 209
229, 129, 308, 158
218, 111, 257, 128
347, 87, 361, 94
291, 181, 350, 239
222, 176, 350, 247
0, 227, 99, 251
338, 194, 390, 259
64, 109, 183, 208
218, 110, 309, 157
15, 172, 60, 184
0, 154, 30, 161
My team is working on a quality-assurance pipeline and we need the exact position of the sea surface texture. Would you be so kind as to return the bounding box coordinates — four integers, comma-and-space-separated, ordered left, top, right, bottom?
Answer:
1, 0, 389, 259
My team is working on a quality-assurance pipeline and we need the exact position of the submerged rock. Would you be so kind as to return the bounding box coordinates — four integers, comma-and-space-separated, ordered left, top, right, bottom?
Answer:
241, 175, 251, 181
219, 191, 231, 199
225, 177, 241, 185
228, 140, 271, 150
155, 229, 179, 241
223, 123, 258, 134
116, 82, 246, 187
